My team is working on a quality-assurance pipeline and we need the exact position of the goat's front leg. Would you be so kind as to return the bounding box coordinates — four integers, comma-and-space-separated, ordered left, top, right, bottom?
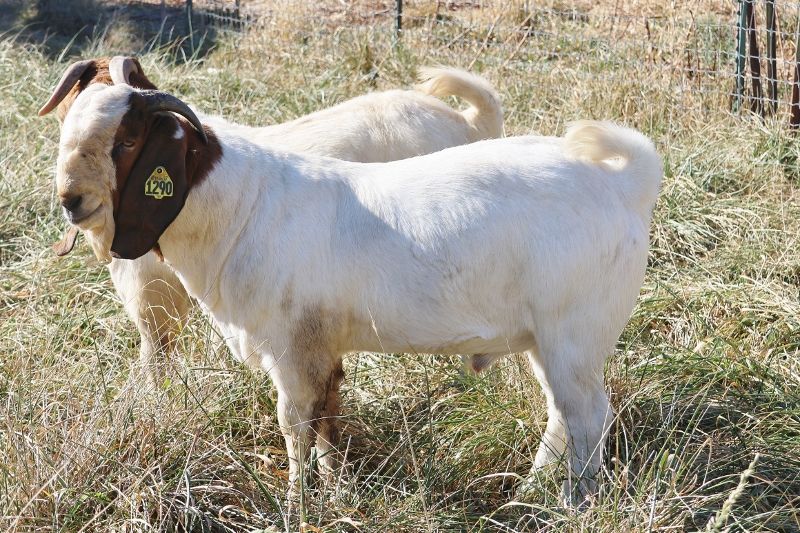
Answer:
313, 360, 345, 483
109, 255, 191, 386
269, 350, 344, 499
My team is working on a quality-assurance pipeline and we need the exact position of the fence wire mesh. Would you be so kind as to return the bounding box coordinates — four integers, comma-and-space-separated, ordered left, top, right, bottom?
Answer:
126, 1, 800, 124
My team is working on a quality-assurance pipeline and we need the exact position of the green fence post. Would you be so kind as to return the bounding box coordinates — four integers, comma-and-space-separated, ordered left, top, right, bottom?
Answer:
733, 0, 748, 113
187, 0, 194, 53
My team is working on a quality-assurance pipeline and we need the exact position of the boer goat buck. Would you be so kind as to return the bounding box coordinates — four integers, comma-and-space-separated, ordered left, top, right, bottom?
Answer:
40, 57, 503, 382
52, 83, 661, 505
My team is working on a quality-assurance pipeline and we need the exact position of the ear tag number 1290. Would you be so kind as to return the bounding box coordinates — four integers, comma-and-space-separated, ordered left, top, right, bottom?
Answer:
144, 166, 174, 200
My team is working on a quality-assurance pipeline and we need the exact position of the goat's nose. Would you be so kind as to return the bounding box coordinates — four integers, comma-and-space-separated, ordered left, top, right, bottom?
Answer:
60, 194, 83, 212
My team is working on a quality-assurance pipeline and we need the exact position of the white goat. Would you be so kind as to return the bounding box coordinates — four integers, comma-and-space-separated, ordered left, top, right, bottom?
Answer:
40, 57, 503, 380
53, 83, 661, 505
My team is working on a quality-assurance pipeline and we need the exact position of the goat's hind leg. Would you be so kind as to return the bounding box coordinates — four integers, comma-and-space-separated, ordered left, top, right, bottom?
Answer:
525, 334, 613, 507
525, 349, 568, 470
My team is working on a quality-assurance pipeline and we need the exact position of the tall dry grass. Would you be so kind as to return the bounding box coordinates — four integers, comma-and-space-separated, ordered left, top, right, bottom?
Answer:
1, 1, 799, 531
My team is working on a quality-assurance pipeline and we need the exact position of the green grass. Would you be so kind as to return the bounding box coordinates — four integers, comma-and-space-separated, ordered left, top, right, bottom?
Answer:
2, 3, 800, 531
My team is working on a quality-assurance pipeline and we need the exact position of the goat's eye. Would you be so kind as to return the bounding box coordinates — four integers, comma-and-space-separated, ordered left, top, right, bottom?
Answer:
113, 140, 136, 156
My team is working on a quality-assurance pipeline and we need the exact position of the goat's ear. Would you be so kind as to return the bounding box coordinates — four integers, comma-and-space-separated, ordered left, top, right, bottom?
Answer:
128, 58, 158, 90
110, 114, 189, 260
52, 226, 79, 256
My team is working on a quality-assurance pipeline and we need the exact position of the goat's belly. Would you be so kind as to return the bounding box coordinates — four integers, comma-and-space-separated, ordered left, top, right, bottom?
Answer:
427, 332, 535, 356
349, 323, 535, 356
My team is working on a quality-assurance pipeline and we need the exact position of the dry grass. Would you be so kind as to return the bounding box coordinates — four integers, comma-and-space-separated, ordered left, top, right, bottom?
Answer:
1, 1, 800, 531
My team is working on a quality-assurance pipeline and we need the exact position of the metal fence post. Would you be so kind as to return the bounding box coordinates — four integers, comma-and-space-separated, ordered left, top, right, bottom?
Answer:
186, 0, 194, 52
791, 18, 800, 129
745, 0, 763, 115
396, 0, 403, 37
732, 0, 748, 113
765, 0, 777, 115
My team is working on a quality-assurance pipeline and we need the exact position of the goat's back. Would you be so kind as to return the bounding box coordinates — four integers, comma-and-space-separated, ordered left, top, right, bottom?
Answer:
197, 127, 660, 356
247, 90, 476, 162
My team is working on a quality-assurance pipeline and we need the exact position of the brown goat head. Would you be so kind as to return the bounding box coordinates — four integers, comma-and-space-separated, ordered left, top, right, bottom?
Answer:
41, 57, 159, 257
53, 85, 220, 262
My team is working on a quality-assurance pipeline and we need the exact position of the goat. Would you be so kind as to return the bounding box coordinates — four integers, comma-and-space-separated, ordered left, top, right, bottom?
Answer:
40, 57, 504, 381
52, 84, 662, 505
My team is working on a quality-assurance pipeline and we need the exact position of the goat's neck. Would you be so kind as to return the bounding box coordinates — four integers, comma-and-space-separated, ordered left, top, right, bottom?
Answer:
158, 137, 268, 310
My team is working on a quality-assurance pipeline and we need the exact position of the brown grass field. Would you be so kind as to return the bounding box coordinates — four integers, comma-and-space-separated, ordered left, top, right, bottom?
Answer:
1, 1, 800, 531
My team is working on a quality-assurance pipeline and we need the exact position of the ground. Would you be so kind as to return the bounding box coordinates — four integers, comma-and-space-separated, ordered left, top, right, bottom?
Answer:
1, 1, 800, 532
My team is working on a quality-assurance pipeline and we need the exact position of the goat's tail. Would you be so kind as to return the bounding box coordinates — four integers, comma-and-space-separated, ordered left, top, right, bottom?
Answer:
565, 120, 663, 217
415, 66, 504, 140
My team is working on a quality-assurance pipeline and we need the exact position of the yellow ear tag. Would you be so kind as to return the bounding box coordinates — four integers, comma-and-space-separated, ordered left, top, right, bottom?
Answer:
144, 166, 174, 200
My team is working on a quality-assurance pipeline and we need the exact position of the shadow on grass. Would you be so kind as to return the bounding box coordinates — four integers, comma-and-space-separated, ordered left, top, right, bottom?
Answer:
610, 385, 800, 531
0, 0, 233, 62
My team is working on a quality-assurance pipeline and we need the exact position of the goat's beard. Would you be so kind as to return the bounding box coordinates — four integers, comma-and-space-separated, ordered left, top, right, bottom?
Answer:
84, 207, 115, 264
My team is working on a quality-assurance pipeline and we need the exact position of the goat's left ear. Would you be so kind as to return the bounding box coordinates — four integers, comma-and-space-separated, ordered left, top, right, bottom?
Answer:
111, 114, 189, 260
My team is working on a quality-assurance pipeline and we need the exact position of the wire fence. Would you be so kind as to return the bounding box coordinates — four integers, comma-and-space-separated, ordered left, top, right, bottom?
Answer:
130, 1, 800, 126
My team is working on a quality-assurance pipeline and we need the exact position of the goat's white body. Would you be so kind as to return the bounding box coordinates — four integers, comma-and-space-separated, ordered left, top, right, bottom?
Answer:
164, 133, 653, 362
55, 79, 661, 502
201, 87, 499, 163
105, 68, 503, 377
151, 123, 661, 503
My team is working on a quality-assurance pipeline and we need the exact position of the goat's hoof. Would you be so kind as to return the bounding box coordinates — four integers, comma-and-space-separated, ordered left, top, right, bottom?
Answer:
515, 457, 559, 498
560, 480, 595, 511
515, 459, 561, 500
284, 485, 305, 523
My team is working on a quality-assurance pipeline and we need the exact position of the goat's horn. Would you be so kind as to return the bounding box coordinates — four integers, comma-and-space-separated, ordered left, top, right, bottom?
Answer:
109, 56, 138, 85
141, 90, 208, 144
38, 59, 94, 116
